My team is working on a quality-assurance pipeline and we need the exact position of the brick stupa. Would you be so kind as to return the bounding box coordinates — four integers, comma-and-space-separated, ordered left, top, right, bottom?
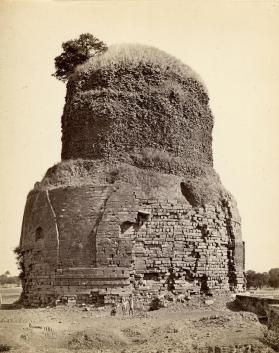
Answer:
19, 45, 245, 307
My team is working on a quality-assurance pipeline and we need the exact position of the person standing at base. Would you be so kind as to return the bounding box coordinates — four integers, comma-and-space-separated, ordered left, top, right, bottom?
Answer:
110, 300, 117, 316
121, 297, 128, 316
128, 294, 134, 315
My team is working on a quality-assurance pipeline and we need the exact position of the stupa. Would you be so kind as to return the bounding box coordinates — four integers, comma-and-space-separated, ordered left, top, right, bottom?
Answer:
19, 45, 245, 306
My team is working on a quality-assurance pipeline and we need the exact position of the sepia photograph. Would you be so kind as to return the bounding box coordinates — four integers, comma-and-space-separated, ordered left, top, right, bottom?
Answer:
0, 1, 279, 352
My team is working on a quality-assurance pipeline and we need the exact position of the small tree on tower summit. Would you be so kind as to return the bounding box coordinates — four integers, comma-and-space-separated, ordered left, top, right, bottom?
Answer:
53, 33, 108, 82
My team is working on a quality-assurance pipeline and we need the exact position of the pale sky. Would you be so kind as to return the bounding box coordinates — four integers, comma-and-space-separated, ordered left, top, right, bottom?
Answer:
0, 0, 278, 275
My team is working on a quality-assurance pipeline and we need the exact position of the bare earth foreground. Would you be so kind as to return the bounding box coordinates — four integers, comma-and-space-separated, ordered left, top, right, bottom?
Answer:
0, 288, 275, 353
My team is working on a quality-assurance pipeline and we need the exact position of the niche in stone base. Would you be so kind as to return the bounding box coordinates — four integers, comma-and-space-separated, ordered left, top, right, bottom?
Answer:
35, 226, 44, 241
119, 210, 150, 238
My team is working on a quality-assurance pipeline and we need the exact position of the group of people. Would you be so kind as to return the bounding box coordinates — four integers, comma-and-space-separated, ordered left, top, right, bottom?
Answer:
111, 294, 134, 316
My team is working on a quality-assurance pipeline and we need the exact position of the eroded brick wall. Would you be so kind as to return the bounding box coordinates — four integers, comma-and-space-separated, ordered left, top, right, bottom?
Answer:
20, 183, 244, 306
94, 187, 244, 295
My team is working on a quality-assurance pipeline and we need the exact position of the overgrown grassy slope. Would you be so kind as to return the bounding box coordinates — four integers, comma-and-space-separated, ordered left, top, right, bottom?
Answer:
62, 44, 213, 168
35, 158, 231, 207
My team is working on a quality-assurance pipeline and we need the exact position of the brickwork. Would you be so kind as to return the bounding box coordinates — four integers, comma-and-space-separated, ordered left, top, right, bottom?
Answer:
20, 183, 245, 306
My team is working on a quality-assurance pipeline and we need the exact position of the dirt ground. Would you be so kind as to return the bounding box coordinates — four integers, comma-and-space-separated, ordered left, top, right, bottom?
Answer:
0, 292, 276, 353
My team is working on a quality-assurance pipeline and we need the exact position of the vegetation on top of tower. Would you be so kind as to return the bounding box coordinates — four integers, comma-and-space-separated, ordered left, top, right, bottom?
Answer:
53, 33, 108, 82
61, 42, 211, 164
52, 38, 218, 206
73, 44, 205, 90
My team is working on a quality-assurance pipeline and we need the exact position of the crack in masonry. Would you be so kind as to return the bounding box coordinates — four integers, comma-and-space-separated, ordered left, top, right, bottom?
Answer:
45, 190, 60, 267
223, 201, 238, 289
92, 186, 117, 267
20, 192, 41, 249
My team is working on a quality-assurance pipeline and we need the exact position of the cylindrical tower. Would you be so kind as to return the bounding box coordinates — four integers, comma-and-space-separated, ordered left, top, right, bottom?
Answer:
19, 45, 245, 307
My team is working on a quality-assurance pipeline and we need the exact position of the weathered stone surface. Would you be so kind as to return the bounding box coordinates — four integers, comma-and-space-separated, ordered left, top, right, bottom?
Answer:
236, 295, 279, 318
20, 177, 245, 306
